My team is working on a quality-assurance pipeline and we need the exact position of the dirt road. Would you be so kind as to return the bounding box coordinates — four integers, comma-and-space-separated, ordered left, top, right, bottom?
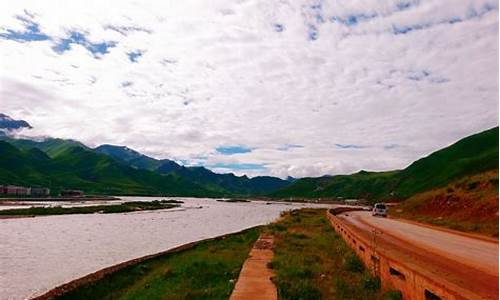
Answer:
337, 211, 499, 299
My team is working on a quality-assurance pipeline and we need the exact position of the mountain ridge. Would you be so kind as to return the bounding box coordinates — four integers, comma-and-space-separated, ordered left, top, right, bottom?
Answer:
0, 113, 496, 199
272, 127, 499, 201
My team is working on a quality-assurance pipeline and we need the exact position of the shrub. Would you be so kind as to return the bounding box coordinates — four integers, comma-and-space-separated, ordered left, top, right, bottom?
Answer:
384, 290, 403, 300
334, 277, 352, 299
345, 254, 364, 273
362, 274, 381, 291
277, 280, 322, 300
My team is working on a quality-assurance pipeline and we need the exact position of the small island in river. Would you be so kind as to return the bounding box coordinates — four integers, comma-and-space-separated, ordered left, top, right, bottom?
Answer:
0, 200, 182, 218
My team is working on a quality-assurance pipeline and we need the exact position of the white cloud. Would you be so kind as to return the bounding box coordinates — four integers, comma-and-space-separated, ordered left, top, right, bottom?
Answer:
0, 0, 498, 178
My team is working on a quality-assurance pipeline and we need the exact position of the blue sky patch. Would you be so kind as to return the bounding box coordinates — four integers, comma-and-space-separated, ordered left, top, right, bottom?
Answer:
0, 16, 49, 42
52, 31, 116, 57
391, 3, 497, 37
330, 13, 377, 26
0, 12, 117, 58
216, 145, 253, 155
127, 50, 143, 62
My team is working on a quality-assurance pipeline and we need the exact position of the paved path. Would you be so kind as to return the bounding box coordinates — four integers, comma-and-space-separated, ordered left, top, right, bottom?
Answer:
230, 234, 277, 300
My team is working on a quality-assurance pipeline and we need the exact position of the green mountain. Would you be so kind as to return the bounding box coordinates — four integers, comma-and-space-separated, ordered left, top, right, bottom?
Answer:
0, 140, 290, 196
2, 112, 494, 199
0, 136, 87, 157
395, 127, 498, 197
94, 144, 289, 195
171, 166, 291, 195
272, 127, 499, 200
0, 114, 292, 196
94, 144, 180, 172
0, 141, 215, 196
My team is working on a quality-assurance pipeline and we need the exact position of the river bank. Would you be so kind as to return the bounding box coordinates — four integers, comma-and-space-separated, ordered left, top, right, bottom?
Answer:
0, 200, 182, 218
1, 197, 331, 299
0, 196, 120, 202
33, 208, 405, 300
35, 227, 261, 300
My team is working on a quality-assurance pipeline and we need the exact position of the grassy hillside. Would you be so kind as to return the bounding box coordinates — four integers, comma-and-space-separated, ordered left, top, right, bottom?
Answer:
2, 127, 496, 198
170, 167, 291, 196
0, 136, 87, 157
94, 145, 291, 195
0, 141, 290, 196
273, 127, 499, 201
391, 170, 499, 237
272, 171, 400, 199
94, 144, 178, 171
0, 142, 215, 196
395, 127, 499, 198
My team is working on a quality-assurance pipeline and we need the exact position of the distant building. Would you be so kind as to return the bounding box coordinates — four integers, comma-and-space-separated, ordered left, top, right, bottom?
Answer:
1, 185, 31, 196
0, 185, 51, 197
60, 190, 84, 197
31, 187, 50, 197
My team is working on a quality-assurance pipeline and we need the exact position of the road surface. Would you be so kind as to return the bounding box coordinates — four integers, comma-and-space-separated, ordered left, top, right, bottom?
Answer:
337, 211, 499, 299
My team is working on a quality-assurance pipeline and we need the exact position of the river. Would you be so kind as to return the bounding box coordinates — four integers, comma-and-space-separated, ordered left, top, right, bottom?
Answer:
0, 197, 331, 299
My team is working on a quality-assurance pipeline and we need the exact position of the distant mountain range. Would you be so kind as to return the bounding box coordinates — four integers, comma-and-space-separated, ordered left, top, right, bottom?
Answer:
0, 113, 497, 200
0, 114, 291, 196
93, 144, 290, 195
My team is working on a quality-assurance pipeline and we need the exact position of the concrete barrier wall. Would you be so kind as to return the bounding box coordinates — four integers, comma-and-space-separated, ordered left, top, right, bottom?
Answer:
326, 210, 478, 300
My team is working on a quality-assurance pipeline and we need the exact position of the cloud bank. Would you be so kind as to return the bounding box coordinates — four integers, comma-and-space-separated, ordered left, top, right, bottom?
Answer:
0, 0, 498, 178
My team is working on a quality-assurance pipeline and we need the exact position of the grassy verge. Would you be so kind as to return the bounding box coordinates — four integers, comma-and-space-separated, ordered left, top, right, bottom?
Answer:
0, 200, 181, 216
267, 208, 400, 300
53, 227, 260, 300
390, 171, 499, 237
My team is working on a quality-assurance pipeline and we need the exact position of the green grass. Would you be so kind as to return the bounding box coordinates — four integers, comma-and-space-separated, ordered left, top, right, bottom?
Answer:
268, 208, 397, 300
48, 209, 405, 299
0, 141, 218, 197
0, 200, 180, 216
0, 140, 291, 197
54, 227, 260, 300
390, 170, 499, 237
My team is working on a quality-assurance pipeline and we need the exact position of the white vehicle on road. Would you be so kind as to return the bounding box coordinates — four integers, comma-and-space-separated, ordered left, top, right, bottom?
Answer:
372, 203, 387, 217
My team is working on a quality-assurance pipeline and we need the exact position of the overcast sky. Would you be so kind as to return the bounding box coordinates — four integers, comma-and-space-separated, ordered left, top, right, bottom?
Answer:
0, 0, 498, 178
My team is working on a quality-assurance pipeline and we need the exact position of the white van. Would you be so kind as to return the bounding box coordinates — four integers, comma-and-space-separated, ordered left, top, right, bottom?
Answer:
372, 203, 387, 217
